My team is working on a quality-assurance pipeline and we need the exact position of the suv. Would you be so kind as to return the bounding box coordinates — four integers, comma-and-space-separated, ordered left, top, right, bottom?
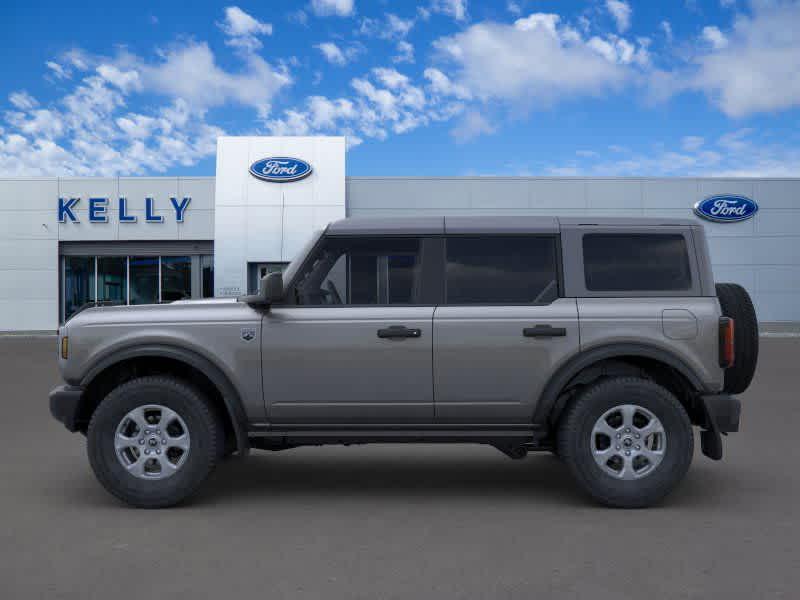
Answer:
50, 216, 757, 508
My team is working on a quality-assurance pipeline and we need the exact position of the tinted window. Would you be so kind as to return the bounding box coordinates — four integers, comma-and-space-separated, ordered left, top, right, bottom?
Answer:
445, 236, 558, 304
583, 234, 692, 292
293, 237, 421, 305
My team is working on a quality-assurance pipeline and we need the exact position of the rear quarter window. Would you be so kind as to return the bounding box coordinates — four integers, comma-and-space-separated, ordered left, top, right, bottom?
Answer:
583, 233, 692, 292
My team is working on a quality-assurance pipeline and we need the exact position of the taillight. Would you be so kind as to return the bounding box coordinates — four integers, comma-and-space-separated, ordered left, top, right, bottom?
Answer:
719, 317, 735, 368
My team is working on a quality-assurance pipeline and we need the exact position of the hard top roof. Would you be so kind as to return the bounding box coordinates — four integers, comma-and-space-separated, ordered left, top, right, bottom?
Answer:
325, 215, 697, 235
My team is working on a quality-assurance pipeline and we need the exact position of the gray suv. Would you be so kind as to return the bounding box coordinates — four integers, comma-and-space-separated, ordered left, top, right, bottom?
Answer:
50, 216, 757, 508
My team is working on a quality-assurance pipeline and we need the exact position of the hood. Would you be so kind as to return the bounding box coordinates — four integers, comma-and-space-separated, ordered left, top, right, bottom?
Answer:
66, 297, 252, 328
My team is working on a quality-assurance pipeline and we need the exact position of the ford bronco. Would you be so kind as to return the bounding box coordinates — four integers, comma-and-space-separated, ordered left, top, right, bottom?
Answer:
50, 216, 757, 508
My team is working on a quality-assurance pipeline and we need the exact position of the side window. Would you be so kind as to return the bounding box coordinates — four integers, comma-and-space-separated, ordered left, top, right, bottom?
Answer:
445, 236, 559, 304
582, 234, 692, 292
292, 237, 421, 305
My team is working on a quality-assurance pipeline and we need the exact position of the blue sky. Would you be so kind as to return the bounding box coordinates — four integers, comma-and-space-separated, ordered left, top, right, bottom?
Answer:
1, 0, 799, 177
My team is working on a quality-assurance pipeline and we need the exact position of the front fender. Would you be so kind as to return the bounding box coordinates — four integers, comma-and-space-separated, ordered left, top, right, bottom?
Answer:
79, 343, 250, 454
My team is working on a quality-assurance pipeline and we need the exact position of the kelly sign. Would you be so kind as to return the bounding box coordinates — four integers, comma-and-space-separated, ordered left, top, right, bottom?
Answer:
58, 197, 191, 223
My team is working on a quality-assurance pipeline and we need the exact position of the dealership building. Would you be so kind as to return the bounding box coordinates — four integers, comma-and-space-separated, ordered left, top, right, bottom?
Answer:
0, 135, 798, 332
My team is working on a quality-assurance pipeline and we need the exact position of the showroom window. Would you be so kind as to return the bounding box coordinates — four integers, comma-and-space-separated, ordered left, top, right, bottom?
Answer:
62, 254, 214, 321
63, 256, 96, 319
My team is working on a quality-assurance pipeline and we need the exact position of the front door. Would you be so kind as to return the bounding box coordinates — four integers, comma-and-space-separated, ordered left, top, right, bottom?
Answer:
262, 235, 434, 424
433, 235, 579, 423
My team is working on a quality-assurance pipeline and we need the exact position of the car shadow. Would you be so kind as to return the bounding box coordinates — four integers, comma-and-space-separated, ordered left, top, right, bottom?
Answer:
192, 448, 593, 507
56, 447, 745, 510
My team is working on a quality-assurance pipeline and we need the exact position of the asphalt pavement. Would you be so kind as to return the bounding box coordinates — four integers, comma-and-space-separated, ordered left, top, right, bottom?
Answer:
1, 336, 799, 599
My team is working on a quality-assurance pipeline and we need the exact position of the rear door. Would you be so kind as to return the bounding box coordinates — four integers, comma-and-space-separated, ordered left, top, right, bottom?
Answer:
433, 235, 579, 423
263, 236, 436, 424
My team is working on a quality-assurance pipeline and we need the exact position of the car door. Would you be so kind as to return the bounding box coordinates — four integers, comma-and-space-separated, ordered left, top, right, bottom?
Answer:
262, 235, 435, 424
433, 235, 579, 424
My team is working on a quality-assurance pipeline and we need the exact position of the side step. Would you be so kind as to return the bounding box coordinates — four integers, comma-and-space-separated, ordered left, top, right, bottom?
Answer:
248, 424, 548, 450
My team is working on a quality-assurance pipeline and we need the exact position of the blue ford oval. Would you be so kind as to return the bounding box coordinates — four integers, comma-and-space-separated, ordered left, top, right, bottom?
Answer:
249, 157, 313, 182
694, 195, 758, 223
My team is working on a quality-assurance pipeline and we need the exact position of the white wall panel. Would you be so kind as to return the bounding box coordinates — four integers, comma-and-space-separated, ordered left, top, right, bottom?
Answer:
178, 210, 214, 240
214, 137, 345, 297
529, 180, 586, 209
0, 178, 58, 211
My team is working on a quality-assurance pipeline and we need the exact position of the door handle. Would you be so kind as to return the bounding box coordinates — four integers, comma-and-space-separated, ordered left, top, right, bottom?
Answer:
377, 325, 422, 339
523, 325, 567, 338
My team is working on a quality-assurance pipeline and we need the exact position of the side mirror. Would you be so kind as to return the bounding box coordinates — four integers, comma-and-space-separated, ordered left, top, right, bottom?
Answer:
263, 271, 283, 304
240, 271, 283, 307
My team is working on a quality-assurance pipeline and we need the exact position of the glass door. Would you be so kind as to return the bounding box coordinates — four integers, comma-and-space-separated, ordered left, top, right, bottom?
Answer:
97, 257, 127, 306
129, 256, 159, 305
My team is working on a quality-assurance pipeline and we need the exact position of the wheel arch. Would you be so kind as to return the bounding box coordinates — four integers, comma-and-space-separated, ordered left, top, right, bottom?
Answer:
79, 344, 249, 455
534, 343, 707, 428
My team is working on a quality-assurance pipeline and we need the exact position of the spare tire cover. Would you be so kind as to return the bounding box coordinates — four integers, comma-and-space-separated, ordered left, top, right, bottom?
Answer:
716, 283, 759, 394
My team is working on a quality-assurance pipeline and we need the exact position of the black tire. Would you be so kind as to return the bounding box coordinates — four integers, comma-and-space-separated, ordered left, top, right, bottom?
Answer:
87, 376, 219, 508
557, 377, 694, 508
716, 282, 759, 394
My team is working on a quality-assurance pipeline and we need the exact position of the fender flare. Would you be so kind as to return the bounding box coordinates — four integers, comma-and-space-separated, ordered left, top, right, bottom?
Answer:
80, 344, 250, 454
533, 342, 707, 426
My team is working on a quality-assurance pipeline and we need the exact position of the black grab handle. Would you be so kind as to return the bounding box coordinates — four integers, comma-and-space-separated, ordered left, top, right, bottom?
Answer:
377, 326, 422, 339
523, 325, 567, 338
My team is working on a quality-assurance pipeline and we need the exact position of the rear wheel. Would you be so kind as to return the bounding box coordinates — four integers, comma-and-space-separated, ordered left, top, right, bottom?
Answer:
87, 376, 219, 508
557, 377, 693, 508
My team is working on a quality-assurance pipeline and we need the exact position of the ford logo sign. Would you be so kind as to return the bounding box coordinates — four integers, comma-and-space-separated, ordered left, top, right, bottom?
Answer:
249, 157, 312, 183
694, 195, 758, 223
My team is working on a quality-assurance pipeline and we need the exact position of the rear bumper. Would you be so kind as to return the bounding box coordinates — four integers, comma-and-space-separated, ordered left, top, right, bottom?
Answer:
49, 385, 85, 432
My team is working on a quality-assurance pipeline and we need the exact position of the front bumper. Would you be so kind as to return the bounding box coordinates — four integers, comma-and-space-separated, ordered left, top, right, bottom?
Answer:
698, 393, 741, 460
49, 385, 85, 432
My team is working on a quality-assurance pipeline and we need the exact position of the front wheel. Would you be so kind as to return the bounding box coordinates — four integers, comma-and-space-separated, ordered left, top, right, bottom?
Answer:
557, 377, 694, 508
87, 376, 220, 508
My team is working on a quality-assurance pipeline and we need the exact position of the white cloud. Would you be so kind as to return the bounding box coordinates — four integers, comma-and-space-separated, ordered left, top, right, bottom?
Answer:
45, 61, 71, 80
139, 42, 290, 116
359, 13, 415, 41
314, 42, 363, 66
432, 13, 638, 107
310, 0, 354, 17
393, 41, 415, 63
96, 64, 142, 93
386, 14, 414, 38
507, 1, 522, 16
691, 2, 800, 116
430, 0, 468, 21
720, 0, 736, 7
9, 91, 38, 111
606, 0, 632, 33
681, 135, 705, 152
660, 20, 673, 43
423, 67, 472, 100
288, 10, 308, 25
451, 110, 496, 142
701, 25, 728, 49
546, 128, 800, 177
218, 6, 272, 51
0, 37, 288, 175
266, 66, 463, 145
587, 34, 649, 66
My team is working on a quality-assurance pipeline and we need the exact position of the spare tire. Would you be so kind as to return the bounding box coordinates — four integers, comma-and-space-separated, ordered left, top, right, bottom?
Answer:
716, 283, 759, 394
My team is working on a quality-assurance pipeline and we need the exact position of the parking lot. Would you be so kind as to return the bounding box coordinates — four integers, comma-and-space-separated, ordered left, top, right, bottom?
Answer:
2, 335, 799, 599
